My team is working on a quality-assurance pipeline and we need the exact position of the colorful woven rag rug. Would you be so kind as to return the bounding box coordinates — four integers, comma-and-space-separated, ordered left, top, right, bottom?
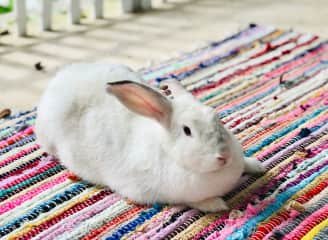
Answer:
1, 25, 328, 240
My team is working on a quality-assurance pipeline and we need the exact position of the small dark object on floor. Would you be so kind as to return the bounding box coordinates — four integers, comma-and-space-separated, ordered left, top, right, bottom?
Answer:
271, 231, 284, 240
0, 30, 10, 36
299, 128, 311, 138
35, 62, 44, 71
0, 108, 11, 119
273, 96, 278, 100
249, 23, 257, 28
300, 104, 308, 111
210, 42, 220, 47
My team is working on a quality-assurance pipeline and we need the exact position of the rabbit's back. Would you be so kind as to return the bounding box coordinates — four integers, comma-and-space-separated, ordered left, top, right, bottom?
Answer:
35, 63, 142, 183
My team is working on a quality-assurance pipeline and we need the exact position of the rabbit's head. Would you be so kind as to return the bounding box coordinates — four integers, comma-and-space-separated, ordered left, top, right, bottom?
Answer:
106, 79, 238, 173
160, 80, 237, 173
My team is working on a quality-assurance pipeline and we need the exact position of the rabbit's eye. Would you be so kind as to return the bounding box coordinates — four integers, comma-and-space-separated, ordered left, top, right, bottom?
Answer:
183, 125, 192, 137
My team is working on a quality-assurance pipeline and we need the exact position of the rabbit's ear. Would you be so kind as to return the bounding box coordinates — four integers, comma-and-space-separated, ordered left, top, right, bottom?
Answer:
107, 81, 172, 128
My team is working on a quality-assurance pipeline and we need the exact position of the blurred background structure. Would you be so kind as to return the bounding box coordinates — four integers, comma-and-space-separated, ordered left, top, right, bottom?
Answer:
0, 0, 327, 110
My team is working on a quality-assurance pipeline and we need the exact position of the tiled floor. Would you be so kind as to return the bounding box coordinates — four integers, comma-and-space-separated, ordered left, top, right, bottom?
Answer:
1, 0, 327, 110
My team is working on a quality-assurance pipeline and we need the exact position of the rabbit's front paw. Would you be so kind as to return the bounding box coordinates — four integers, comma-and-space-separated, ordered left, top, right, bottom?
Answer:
188, 197, 229, 212
244, 157, 265, 175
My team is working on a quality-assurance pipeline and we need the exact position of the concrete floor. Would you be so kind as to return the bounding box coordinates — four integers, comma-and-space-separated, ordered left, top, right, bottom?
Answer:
0, 0, 327, 110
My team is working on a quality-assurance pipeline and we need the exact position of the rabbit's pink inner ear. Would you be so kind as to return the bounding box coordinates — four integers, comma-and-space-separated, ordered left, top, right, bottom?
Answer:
107, 82, 172, 128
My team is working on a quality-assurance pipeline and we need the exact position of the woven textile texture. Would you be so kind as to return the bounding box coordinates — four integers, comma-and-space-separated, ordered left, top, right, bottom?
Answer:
0, 25, 327, 240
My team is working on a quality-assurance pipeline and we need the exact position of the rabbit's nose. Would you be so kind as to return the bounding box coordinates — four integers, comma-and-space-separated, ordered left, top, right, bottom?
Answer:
217, 156, 227, 166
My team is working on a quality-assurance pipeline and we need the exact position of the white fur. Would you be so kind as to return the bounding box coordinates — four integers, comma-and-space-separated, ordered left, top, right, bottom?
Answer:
35, 62, 263, 212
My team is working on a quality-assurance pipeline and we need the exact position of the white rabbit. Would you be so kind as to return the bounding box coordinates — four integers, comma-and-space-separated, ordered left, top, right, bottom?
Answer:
35, 62, 264, 212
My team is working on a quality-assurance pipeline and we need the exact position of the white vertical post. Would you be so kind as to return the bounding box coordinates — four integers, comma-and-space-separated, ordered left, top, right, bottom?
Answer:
41, 0, 52, 30
94, 0, 104, 19
68, 0, 81, 25
14, 0, 27, 36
